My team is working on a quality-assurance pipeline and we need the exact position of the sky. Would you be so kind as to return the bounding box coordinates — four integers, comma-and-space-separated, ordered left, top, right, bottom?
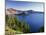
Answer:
6, 0, 44, 12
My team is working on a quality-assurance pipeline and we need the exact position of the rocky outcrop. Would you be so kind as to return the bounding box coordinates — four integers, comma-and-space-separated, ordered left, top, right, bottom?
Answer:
6, 8, 16, 15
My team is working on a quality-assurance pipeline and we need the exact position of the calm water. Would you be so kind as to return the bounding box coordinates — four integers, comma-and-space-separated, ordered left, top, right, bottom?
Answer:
16, 12, 44, 32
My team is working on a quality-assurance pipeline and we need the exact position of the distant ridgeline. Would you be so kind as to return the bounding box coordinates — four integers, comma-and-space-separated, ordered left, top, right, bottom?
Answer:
6, 8, 44, 15
15, 10, 44, 15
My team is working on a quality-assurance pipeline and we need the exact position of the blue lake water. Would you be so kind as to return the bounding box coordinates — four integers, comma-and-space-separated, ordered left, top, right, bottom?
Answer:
16, 12, 44, 32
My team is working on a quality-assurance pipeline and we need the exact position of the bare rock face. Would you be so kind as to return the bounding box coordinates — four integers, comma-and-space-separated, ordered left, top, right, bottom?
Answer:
6, 8, 23, 15
6, 8, 16, 15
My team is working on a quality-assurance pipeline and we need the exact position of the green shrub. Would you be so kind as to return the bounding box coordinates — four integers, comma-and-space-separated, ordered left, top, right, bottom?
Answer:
5, 15, 30, 33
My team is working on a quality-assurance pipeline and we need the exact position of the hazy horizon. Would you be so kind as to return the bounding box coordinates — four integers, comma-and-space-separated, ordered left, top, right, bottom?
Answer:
6, 0, 44, 12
